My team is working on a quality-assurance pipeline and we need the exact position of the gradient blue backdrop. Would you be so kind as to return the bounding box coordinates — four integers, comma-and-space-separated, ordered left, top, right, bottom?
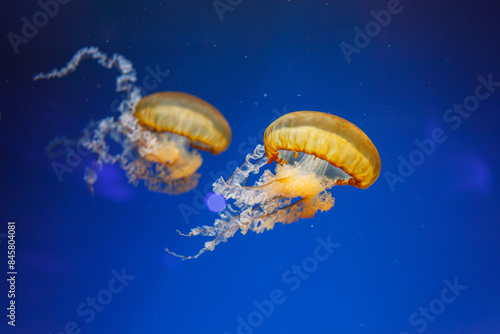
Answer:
1, 1, 500, 333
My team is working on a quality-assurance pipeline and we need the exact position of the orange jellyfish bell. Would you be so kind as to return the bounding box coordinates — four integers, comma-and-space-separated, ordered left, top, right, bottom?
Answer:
264, 111, 381, 189
134, 92, 232, 155
117, 91, 232, 193
130, 92, 232, 188
167, 110, 381, 260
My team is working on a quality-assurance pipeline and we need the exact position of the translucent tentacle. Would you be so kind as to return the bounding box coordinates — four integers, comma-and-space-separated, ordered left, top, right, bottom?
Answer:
167, 144, 336, 260
33, 46, 137, 94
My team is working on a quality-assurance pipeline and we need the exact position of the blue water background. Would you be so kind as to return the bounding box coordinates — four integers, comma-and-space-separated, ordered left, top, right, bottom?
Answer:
1, 1, 500, 333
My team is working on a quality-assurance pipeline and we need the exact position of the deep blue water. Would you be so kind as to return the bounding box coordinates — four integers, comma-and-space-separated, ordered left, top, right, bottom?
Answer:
1, 1, 500, 333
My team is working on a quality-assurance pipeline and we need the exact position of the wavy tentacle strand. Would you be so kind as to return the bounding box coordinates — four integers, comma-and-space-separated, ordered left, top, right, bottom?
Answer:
167, 144, 336, 259
80, 110, 201, 194
33, 46, 137, 94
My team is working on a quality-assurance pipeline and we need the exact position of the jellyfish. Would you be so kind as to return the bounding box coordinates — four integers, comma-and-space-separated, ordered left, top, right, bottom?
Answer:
34, 47, 231, 194
167, 111, 381, 259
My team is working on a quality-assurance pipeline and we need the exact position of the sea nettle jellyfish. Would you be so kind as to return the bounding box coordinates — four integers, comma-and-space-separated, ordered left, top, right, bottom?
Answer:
34, 47, 231, 194
167, 111, 381, 259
